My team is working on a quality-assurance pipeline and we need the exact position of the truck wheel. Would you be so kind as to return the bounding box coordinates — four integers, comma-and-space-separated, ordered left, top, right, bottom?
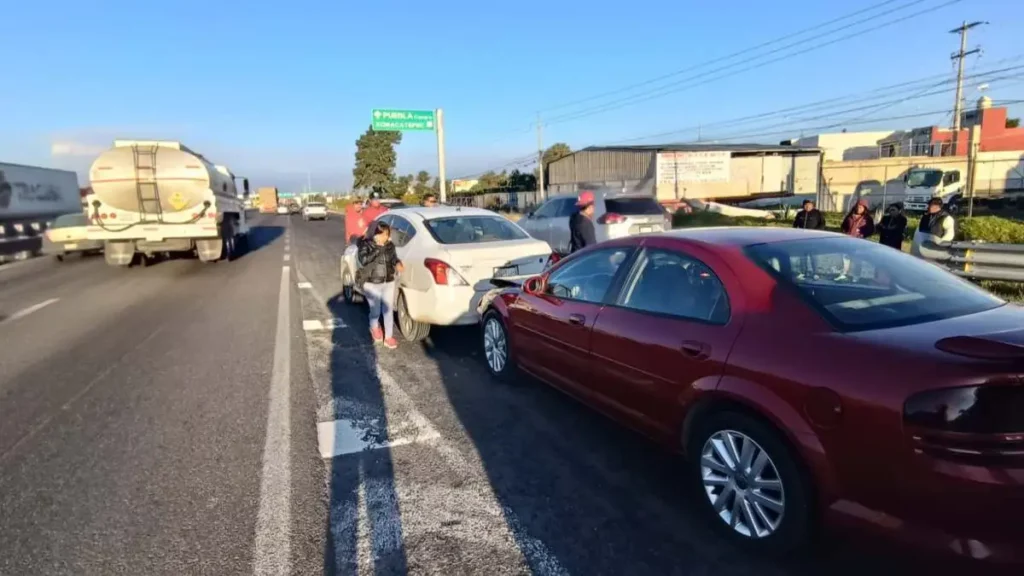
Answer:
55, 254, 65, 263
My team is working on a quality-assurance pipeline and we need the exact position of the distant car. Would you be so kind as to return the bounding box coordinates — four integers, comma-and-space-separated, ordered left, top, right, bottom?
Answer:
276, 205, 290, 215
340, 206, 553, 341
302, 202, 328, 221
519, 193, 671, 255
42, 213, 103, 261
288, 202, 301, 214
477, 226, 1024, 566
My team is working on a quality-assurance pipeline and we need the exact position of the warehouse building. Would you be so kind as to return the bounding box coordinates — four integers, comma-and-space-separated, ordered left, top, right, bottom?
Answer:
546, 143, 823, 206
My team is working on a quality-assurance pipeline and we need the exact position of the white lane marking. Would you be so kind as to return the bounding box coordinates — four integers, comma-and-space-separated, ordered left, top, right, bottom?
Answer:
283, 254, 290, 262
297, 282, 312, 289
296, 279, 568, 575
252, 264, 292, 575
303, 318, 346, 331
0, 298, 59, 326
317, 419, 440, 458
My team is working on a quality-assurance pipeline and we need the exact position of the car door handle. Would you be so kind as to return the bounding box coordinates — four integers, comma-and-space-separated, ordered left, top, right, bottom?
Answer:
680, 341, 711, 360
568, 313, 586, 326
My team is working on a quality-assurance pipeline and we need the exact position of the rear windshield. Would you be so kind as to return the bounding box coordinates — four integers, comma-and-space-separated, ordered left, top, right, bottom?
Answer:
425, 216, 529, 244
745, 237, 1003, 332
53, 214, 87, 228
604, 197, 665, 215
306, 203, 325, 208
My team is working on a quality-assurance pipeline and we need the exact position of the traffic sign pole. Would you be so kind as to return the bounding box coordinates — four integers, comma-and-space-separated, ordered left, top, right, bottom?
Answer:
436, 108, 447, 204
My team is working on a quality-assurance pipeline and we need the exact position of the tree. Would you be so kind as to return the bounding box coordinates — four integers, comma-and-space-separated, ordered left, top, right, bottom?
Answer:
1007, 117, 1021, 129
540, 142, 572, 188
414, 170, 432, 196
388, 174, 413, 198
508, 169, 536, 191
542, 142, 572, 167
352, 126, 402, 193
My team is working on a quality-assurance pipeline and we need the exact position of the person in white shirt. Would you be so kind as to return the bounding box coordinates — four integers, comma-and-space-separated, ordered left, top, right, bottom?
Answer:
911, 197, 955, 257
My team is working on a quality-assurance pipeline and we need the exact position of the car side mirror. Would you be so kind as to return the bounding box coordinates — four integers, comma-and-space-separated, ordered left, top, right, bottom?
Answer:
522, 275, 545, 296
243, 178, 250, 197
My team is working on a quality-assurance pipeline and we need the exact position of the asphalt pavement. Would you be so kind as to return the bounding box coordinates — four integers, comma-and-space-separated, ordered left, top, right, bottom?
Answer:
0, 211, 983, 575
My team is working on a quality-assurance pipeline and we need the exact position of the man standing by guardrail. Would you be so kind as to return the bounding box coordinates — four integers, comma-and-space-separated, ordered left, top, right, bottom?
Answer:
911, 197, 955, 258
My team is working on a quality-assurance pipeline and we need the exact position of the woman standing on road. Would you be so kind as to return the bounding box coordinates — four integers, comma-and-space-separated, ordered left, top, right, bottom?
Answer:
356, 221, 404, 349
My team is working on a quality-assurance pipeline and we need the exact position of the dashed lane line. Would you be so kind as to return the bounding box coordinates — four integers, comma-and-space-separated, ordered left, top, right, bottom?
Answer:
252, 264, 292, 575
0, 298, 59, 327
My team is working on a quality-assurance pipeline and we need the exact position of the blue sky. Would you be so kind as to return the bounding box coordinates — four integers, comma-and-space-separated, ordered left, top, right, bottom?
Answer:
2, 0, 1023, 192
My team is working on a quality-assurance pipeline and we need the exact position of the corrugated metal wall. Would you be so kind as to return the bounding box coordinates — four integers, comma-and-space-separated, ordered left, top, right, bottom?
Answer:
548, 149, 656, 184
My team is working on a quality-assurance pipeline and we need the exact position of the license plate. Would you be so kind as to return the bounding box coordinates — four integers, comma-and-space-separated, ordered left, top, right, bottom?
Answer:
493, 265, 519, 278
638, 225, 654, 233
65, 243, 78, 249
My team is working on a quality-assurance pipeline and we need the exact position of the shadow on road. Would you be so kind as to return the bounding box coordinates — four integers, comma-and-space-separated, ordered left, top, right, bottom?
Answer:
420, 325, 989, 576
321, 289, 409, 575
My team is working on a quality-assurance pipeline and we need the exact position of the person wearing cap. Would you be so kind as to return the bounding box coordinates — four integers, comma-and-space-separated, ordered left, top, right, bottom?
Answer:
911, 197, 955, 257
792, 199, 825, 230
569, 190, 597, 253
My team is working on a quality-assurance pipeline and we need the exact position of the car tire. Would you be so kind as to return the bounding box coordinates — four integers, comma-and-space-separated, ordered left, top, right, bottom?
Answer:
341, 266, 363, 305
55, 254, 65, 262
688, 410, 813, 556
396, 290, 430, 342
481, 310, 516, 381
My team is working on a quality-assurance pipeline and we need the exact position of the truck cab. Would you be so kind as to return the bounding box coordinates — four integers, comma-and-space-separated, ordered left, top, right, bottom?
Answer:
903, 167, 963, 213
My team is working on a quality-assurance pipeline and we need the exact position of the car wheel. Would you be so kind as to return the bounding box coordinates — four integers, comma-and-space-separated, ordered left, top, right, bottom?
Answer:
396, 290, 429, 342
689, 411, 813, 555
55, 254, 65, 262
481, 310, 515, 381
341, 266, 363, 305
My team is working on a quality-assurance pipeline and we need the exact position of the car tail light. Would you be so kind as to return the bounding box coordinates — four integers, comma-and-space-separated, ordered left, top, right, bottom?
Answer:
424, 258, 469, 286
598, 213, 627, 225
904, 383, 1024, 465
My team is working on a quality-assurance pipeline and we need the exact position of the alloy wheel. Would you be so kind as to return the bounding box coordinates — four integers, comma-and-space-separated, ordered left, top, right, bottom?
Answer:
483, 317, 507, 373
700, 429, 786, 539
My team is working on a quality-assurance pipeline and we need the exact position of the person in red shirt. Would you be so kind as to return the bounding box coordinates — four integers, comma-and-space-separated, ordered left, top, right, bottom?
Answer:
346, 191, 389, 243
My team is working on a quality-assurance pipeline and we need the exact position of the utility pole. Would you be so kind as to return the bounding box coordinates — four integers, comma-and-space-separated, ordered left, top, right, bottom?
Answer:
536, 113, 545, 202
950, 21, 985, 133
436, 108, 447, 203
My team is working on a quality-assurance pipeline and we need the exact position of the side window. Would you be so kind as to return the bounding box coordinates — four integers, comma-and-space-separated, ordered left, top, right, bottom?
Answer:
369, 214, 392, 239
554, 198, 578, 217
390, 216, 416, 247
533, 200, 560, 219
546, 247, 632, 303
944, 170, 961, 185
619, 249, 730, 324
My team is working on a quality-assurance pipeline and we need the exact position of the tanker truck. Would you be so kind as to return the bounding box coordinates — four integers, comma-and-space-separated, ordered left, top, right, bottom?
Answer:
85, 140, 250, 267
0, 163, 84, 263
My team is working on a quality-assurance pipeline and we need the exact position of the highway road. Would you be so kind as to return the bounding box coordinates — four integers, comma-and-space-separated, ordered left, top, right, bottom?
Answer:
0, 212, 984, 575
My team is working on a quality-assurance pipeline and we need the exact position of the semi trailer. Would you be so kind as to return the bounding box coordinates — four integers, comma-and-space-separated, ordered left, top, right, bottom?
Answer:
0, 162, 84, 263
85, 140, 250, 267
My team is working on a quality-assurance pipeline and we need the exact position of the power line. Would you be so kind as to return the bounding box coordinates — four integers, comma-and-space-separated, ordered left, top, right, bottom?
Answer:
543, 0, 963, 126
540, 0, 921, 114
601, 64, 1024, 145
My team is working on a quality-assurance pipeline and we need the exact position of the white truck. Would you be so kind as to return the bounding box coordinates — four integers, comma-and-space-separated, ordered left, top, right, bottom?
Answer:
0, 163, 83, 262
86, 140, 250, 267
902, 166, 964, 213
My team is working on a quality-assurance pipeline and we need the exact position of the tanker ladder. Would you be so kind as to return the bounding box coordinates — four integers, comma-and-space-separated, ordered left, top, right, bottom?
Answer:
132, 145, 163, 223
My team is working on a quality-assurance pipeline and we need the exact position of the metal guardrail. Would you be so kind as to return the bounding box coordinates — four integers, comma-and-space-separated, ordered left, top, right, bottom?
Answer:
918, 240, 1024, 282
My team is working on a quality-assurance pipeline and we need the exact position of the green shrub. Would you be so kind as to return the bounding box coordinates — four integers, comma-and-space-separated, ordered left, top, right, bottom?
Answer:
958, 216, 1024, 243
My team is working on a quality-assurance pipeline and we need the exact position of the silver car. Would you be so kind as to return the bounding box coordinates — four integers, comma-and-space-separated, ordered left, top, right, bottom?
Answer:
518, 193, 671, 254
42, 213, 103, 262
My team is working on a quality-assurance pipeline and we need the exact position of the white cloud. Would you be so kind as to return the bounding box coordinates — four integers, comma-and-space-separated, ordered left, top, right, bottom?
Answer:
50, 141, 107, 157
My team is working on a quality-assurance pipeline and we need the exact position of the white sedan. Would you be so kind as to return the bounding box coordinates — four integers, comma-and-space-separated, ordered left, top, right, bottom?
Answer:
302, 202, 328, 221
340, 206, 553, 341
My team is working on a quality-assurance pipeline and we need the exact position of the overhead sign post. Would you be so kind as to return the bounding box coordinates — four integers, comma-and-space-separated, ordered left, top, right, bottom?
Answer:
371, 108, 447, 203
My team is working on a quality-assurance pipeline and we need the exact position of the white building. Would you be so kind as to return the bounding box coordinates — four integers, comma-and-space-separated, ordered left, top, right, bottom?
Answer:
790, 131, 895, 162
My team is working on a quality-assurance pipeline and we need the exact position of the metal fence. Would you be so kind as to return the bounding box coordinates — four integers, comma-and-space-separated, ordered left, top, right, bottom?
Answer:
918, 240, 1024, 283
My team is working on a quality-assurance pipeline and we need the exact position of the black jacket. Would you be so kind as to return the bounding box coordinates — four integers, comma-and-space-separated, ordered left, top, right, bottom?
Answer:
569, 210, 596, 253
356, 237, 401, 284
792, 209, 825, 230
877, 214, 908, 249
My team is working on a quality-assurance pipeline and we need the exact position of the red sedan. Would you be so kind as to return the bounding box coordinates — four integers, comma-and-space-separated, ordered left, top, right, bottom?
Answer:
478, 227, 1024, 565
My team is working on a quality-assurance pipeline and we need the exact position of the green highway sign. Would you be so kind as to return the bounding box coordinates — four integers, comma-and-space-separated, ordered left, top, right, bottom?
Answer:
372, 109, 436, 131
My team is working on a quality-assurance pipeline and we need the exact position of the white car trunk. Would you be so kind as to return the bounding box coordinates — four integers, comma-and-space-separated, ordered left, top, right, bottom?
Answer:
441, 239, 551, 290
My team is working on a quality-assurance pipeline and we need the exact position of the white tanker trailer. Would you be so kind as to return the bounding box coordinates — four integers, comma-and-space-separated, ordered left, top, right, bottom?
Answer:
85, 140, 250, 266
